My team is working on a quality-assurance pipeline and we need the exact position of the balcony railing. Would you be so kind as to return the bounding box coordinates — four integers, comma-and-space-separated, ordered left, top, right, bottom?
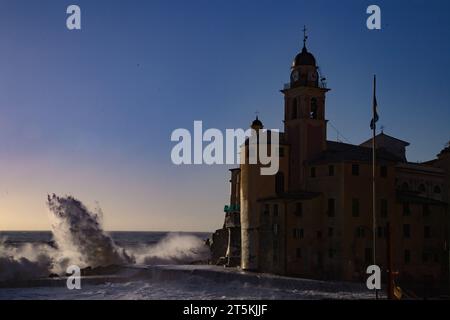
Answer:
283, 80, 328, 90
224, 204, 240, 213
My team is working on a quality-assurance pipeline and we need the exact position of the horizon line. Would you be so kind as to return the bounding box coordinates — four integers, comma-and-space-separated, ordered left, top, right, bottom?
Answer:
0, 229, 212, 233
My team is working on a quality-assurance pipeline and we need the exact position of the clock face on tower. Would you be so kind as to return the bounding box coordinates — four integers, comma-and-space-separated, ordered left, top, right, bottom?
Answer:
291, 70, 299, 82
308, 71, 318, 82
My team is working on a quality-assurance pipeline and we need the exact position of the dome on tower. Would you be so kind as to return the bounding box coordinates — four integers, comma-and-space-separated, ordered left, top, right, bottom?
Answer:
251, 116, 263, 130
292, 46, 316, 68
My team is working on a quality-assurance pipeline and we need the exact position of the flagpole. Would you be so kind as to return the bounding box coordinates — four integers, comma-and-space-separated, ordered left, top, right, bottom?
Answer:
372, 75, 378, 299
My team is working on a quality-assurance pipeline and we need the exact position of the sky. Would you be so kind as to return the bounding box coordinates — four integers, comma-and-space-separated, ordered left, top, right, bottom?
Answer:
0, 0, 449, 231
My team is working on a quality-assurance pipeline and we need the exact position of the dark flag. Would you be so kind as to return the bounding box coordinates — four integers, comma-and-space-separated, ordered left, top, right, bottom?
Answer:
370, 76, 379, 130
370, 74, 378, 299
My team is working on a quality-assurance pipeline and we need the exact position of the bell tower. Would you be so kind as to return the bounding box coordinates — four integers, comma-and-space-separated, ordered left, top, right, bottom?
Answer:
282, 27, 330, 190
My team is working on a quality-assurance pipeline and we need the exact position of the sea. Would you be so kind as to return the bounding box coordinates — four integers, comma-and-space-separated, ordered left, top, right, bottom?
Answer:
0, 230, 209, 250
0, 196, 373, 300
0, 231, 374, 300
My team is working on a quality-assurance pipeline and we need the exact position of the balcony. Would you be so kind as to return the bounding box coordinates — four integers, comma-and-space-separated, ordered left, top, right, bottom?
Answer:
283, 80, 328, 90
224, 204, 240, 213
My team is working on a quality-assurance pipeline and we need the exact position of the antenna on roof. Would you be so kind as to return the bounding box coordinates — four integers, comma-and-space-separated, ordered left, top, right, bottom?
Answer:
328, 121, 351, 144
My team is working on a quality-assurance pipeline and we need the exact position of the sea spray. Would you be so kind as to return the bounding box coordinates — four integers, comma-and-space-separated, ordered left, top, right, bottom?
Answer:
0, 195, 210, 282
132, 233, 210, 265
47, 194, 134, 271
0, 239, 54, 281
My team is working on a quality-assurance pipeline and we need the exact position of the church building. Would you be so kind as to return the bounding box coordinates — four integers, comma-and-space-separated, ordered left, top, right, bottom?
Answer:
210, 34, 450, 291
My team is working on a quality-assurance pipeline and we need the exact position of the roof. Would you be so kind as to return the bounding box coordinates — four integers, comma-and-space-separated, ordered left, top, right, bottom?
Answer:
421, 144, 450, 164
396, 162, 444, 175
421, 159, 438, 165
307, 140, 402, 164
292, 46, 316, 68
360, 132, 410, 147
438, 145, 450, 157
397, 191, 447, 206
251, 116, 263, 128
257, 191, 321, 202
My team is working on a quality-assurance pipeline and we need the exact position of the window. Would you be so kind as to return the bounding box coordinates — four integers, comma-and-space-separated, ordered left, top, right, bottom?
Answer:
296, 248, 302, 259
401, 182, 409, 191
377, 226, 386, 238
380, 165, 388, 178
310, 167, 316, 178
404, 250, 411, 264
273, 223, 279, 236
403, 203, 411, 216
424, 226, 431, 239
273, 204, 279, 217
327, 198, 335, 217
434, 186, 441, 194
352, 198, 360, 217
275, 172, 284, 194
292, 98, 298, 119
293, 228, 304, 239
423, 204, 430, 216
317, 231, 322, 239
380, 199, 388, 218
418, 184, 426, 193
356, 226, 366, 238
403, 224, 411, 238
279, 147, 284, 158
317, 253, 323, 267
328, 165, 335, 176
328, 227, 334, 237
352, 164, 359, 176
310, 98, 318, 119
263, 204, 270, 215
422, 252, 430, 263
295, 202, 303, 217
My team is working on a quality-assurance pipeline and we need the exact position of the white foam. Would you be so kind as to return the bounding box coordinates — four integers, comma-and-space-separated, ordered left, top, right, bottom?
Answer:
0, 195, 210, 282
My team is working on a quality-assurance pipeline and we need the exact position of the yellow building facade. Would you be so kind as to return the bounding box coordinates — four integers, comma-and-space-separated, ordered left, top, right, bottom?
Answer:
211, 39, 450, 292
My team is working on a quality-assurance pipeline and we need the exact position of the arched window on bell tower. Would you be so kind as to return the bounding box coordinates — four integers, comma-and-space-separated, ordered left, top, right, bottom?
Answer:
291, 98, 298, 119
310, 97, 318, 119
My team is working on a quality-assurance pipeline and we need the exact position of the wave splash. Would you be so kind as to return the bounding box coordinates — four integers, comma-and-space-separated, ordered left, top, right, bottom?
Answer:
0, 195, 210, 282
47, 194, 134, 273
133, 233, 210, 265
0, 239, 54, 282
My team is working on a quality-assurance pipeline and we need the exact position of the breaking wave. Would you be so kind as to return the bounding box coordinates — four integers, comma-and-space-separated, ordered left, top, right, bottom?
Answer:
0, 239, 54, 282
0, 195, 210, 282
47, 194, 134, 272
133, 233, 210, 265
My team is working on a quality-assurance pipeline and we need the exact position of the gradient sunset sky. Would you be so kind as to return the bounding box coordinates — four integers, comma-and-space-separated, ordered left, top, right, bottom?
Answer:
1, 0, 449, 231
